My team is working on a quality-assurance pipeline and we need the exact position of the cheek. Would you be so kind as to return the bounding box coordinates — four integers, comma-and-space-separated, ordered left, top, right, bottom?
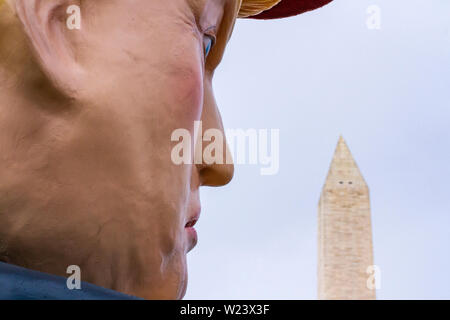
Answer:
167, 57, 205, 123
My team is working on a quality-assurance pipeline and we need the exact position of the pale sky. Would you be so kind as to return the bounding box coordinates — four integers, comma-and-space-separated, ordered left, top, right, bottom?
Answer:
185, 0, 450, 299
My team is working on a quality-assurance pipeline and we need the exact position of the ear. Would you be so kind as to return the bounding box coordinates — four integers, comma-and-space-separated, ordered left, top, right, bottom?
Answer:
13, 0, 83, 97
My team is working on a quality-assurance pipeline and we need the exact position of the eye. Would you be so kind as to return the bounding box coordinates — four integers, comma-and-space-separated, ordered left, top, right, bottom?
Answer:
203, 35, 215, 58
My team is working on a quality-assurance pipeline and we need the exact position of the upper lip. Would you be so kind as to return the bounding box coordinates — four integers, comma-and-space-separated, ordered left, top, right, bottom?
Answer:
185, 210, 200, 228
185, 219, 197, 228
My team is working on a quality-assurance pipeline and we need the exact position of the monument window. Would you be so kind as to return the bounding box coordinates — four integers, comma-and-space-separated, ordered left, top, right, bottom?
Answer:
349, 181, 353, 185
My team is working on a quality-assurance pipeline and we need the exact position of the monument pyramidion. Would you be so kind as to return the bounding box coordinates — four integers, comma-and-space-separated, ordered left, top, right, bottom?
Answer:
318, 137, 376, 300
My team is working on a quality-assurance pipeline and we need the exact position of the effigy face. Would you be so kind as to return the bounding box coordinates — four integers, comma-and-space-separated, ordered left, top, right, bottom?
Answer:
0, 0, 236, 299
0, 0, 335, 300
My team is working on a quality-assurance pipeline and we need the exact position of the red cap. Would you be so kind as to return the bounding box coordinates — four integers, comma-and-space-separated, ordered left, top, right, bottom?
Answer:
247, 0, 333, 20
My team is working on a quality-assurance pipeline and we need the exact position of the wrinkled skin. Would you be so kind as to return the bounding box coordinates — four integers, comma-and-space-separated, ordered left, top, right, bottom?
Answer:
0, 0, 236, 299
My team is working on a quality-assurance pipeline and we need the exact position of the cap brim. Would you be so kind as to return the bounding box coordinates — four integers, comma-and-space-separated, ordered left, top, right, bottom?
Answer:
245, 0, 333, 20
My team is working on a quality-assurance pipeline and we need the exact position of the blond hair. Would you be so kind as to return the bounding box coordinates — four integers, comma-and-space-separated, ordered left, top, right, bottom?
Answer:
1, 0, 281, 18
238, 0, 281, 18
0, 0, 13, 9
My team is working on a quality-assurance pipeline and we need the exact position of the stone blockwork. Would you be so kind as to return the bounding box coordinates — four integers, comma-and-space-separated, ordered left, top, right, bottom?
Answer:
318, 137, 375, 300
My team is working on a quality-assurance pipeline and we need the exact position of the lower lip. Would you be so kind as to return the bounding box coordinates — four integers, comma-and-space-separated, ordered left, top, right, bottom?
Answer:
185, 226, 198, 249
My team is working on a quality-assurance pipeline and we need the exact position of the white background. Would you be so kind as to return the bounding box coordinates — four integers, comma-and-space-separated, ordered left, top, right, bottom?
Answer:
185, 0, 450, 299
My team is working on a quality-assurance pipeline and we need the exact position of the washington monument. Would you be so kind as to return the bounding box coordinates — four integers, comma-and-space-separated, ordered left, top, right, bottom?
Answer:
318, 137, 376, 300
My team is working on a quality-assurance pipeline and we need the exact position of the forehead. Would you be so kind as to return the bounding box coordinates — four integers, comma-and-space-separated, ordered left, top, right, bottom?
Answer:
188, 0, 226, 12
188, 0, 238, 20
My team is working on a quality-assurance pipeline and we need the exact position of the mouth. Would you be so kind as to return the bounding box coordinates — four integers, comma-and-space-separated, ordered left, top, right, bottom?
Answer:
185, 213, 200, 252
185, 217, 198, 229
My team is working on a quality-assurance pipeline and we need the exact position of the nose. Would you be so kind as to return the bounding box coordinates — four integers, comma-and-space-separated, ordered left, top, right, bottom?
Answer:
196, 83, 234, 187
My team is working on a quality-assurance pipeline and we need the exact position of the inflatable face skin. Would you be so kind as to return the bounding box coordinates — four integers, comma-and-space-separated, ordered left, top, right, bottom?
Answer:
0, 0, 236, 299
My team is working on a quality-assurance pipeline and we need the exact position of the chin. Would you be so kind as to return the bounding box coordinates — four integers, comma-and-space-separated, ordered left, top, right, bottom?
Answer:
172, 254, 189, 300
175, 257, 189, 300
132, 253, 189, 300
